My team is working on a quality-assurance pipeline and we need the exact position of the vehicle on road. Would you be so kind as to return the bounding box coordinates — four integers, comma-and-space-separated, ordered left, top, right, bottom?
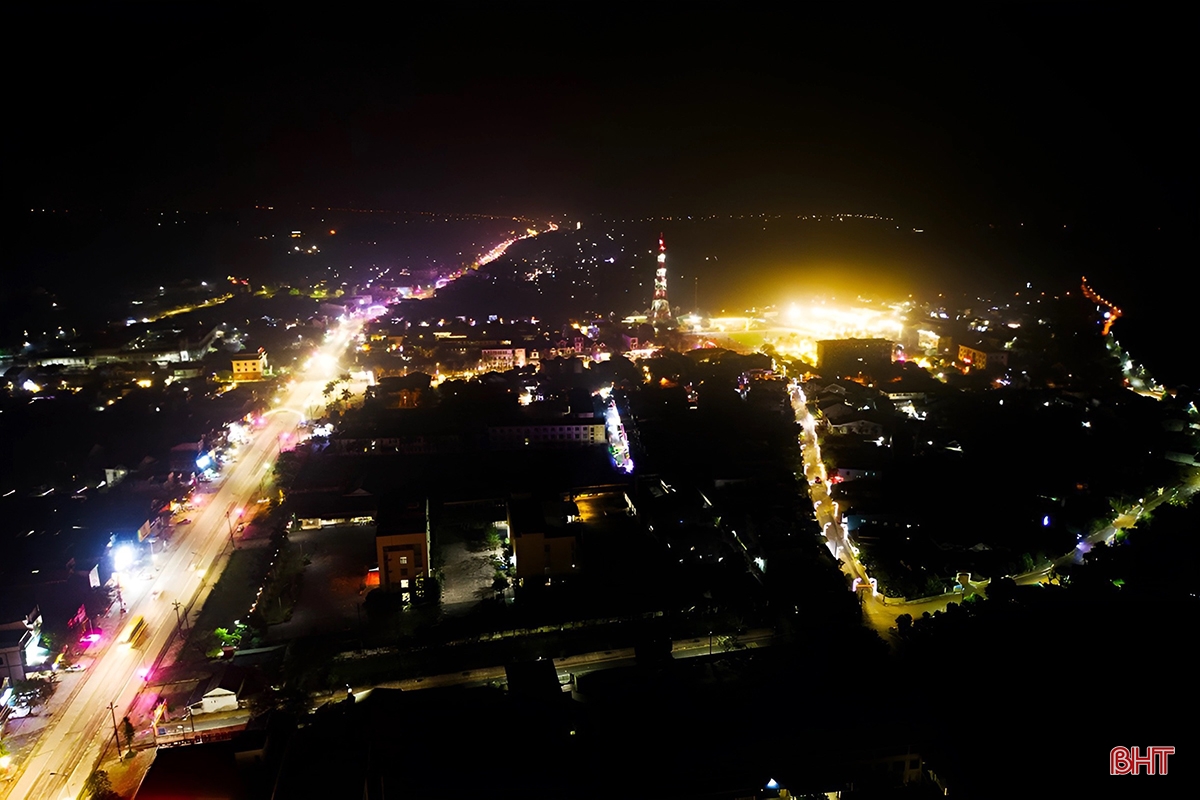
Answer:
118, 615, 147, 648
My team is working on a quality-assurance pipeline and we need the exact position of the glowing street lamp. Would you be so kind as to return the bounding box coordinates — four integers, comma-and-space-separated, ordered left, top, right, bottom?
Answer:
113, 545, 135, 573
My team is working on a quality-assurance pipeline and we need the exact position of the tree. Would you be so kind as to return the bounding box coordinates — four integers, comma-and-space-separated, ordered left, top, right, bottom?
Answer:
214, 625, 244, 648
122, 715, 136, 753
11, 677, 54, 711
83, 769, 119, 800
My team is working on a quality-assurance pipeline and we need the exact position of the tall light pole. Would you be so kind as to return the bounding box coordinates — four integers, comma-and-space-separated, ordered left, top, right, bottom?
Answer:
172, 600, 187, 633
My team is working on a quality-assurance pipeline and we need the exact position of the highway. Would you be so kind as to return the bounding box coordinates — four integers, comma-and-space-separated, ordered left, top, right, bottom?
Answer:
3, 317, 364, 800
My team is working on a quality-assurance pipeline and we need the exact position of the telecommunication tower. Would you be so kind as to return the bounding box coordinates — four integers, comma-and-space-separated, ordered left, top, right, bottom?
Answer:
650, 234, 672, 325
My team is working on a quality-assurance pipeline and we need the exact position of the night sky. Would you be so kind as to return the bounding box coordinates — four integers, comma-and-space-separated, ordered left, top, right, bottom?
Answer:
15, 4, 1194, 226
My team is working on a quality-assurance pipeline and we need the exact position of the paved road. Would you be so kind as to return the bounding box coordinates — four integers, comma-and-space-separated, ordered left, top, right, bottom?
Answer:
788, 384, 1179, 639
315, 628, 778, 703
3, 318, 364, 800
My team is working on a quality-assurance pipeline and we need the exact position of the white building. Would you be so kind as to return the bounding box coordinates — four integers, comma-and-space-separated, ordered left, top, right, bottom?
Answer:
480, 348, 526, 373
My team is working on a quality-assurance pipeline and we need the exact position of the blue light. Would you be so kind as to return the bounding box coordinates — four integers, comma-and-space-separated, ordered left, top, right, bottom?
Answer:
195, 453, 212, 471
1042, 515, 1051, 527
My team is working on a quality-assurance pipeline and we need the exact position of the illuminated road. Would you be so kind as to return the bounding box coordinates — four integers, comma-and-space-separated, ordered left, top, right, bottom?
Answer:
4, 318, 364, 800
792, 385, 999, 633
788, 383, 1191, 637
790, 384, 903, 634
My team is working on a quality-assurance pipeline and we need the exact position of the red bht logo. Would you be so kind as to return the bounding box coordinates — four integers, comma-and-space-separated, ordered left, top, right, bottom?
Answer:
1110, 746, 1175, 776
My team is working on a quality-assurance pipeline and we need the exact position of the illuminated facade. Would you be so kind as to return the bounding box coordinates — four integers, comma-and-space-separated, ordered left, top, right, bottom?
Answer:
231, 348, 268, 380
957, 344, 1008, 372
487, 421, 606, 450
376, 500, 431, 601
0, 627, 34, 683
650, 234, 672, 325
480, 347, 527, 373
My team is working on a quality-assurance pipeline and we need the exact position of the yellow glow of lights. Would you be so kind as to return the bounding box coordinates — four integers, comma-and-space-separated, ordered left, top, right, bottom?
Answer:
700, 299, 906, 367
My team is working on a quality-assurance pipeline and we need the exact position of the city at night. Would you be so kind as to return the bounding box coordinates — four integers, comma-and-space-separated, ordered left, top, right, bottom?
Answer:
3, 5, 1196, 800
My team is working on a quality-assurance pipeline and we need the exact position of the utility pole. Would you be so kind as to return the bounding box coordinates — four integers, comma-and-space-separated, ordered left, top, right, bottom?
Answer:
172, 600, 187, 633
225, 503, 242, 545
107, 702, 121, 755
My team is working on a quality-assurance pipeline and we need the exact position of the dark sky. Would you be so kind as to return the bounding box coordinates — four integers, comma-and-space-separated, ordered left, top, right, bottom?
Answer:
14, 4, 1194, 225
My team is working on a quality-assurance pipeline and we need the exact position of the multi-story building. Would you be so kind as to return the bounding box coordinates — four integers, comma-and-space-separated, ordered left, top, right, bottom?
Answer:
375, 500, 432, 601
487, 420, 606, 450
957, 343, 1009, 372
0, 599, 41, 684
231, 349, 268, 380
479, 348, 527, 373
507, 495, 581, 585
817, 338, 894, 378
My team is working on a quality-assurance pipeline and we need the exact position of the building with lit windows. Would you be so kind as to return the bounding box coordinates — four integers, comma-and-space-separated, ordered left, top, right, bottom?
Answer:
231, 348, 268, 380
480, 347, 526, 373
487, 421, 606, 450
375, 500, 432, 600
957, 343, 1008, 372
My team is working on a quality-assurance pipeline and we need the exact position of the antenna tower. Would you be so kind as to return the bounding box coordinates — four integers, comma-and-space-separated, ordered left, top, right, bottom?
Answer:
650, 234, 672, 325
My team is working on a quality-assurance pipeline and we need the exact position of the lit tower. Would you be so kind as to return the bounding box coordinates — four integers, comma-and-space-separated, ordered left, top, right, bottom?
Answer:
650, 234, 672, 325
